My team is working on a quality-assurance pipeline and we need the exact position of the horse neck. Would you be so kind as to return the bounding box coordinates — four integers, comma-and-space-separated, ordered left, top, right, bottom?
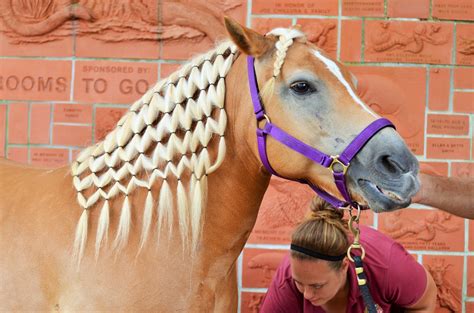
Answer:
200, 53, 271, 258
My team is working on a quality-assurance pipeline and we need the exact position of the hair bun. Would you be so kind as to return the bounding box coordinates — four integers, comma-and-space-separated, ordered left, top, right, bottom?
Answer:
307, 196, 344, 221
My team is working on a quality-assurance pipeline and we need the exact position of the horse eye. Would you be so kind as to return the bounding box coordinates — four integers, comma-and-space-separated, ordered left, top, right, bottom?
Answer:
290, 81, 314, 95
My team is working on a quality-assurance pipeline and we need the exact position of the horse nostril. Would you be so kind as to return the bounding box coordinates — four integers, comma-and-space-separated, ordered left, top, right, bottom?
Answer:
379, 155, 406, 174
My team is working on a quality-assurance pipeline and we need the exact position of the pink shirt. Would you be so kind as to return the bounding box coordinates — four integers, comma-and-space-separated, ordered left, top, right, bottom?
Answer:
259, 226, 427, 313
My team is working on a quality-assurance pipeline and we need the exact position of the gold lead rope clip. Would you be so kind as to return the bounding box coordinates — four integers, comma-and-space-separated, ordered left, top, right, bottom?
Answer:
347, 204, 366, 262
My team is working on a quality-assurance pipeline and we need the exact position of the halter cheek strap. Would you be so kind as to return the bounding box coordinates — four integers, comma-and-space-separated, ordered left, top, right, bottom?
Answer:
247, 56, 395, 208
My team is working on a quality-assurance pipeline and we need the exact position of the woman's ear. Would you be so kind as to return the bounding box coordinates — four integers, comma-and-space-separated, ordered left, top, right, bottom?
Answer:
224, 16, 274, 57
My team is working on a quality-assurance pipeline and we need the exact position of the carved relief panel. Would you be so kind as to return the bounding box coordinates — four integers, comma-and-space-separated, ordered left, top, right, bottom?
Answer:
350, 66, 426, 155
365, 21, 453, 64
0, 0, 246, 59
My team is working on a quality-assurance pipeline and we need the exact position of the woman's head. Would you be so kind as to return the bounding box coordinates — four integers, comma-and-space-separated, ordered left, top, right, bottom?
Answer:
290, 197, 351, 306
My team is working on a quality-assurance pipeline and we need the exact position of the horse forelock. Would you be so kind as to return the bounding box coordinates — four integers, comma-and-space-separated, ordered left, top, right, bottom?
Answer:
71, 41, 238, 263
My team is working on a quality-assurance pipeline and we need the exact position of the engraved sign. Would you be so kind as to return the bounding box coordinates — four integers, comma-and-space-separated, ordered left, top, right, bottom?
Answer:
427, 114, 470, 136
0, 59, 71, 101
54, 104, 92, 124
342, 0, 384, 17
456, 24, 474, 66
380, 209, 465, 251
253, 0, 337, 15
433, 0, 474, 21
365, 21, 453, 65
30, 148, 69, 168
74, 61, 157, 104
427, 138, 470, 160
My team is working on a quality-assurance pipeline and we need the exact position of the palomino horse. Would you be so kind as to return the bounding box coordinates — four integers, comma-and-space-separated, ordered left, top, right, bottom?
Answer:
0, 18, 419, 312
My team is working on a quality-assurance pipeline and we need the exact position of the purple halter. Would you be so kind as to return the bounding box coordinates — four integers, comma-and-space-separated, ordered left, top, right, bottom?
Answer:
247, 56, 395, 208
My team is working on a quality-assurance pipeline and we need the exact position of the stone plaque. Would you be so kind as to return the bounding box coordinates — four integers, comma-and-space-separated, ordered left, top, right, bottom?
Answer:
342, 0, 384, 17
253, 0, 337, 15
54, 104, 92, 124
242, 248, 287, 288
432, 0, 474, 21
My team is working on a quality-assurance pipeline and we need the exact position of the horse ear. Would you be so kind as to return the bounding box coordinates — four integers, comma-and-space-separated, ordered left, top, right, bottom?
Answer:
224, 16, 273, 57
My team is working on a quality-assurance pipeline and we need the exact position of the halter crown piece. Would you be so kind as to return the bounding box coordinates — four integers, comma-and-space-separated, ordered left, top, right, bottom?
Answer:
247, 55, 394, 209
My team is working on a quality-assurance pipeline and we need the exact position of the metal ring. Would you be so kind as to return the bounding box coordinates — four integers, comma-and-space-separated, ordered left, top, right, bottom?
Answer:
256, 114, 271, 130
329, 155, 349, 174
347, 244, 366, 262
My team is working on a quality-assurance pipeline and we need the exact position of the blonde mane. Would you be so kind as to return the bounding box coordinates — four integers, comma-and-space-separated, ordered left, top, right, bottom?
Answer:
71, 28, 305, 263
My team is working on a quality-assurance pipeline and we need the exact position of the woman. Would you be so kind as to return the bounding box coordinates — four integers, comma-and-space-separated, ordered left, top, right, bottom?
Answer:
259, 198, 437, 313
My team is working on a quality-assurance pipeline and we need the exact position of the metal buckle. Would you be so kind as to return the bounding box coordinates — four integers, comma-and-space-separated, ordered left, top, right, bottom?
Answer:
329, 155, 349, 174
256, 113, 271, 130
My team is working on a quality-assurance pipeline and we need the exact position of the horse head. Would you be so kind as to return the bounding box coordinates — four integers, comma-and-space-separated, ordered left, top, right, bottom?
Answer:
225, 18, 419, 212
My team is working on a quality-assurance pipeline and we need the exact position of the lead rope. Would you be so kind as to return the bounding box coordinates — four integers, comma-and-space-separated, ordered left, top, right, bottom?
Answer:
347, 206, 378, 313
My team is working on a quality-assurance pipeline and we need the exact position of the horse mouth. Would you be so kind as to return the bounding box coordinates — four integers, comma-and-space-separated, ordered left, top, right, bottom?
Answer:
357, 179, 410, 211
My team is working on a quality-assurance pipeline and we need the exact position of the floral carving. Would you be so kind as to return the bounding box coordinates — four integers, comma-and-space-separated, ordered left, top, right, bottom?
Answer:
427, 259, 462, 312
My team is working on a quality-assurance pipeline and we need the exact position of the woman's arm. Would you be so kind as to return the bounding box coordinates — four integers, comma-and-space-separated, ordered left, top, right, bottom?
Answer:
404, 267, 437, 312
413, 173, 474, 219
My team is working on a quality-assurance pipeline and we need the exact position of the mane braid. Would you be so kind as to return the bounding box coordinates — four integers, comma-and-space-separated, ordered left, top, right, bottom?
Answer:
71, 41, 238, 263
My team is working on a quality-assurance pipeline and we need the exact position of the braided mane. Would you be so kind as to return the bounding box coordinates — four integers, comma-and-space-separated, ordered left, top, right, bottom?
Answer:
71, 28, 305, 263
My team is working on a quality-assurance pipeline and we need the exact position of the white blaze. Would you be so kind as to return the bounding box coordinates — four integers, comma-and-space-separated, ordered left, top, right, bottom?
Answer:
312, 50, 377, 117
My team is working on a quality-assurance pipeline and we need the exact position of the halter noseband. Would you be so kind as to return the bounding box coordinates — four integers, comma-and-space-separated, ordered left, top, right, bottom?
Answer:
247, 56, 395, 208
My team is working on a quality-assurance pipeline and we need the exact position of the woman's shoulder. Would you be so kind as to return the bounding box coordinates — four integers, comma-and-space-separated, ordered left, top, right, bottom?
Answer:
358, 226, 401, 269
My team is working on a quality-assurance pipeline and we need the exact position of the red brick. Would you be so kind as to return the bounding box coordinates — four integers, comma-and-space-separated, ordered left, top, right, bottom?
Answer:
427, 138, 470, 160
248, 177, 313, 244
240, 292, 266, 313
379, 208, 465, 251
340, 20, 363, 62
432, 0, 474, 21
451, 162, 474, 178
428, 68, 450, 111
75, 0, 159, 59
296, 19, 337, 59
364, 21, 453, 65
0, 14, 73, 57
419, 162, 449, 176
73, 61, 158, 104
52, 125, 92, 147
453, 92, 474, 113
470, 220, 474, 251
251, 18, 292, 35
160, 1, 245, 60
427, 114, 470, 136
423, 255, 463, 312
30, 103, 51, 144
253, 0, 337, 15
242, 248, 287, 288
469, 257, 474, 297
454, 67, 474, 89
30, 148, 69, 168
351, 66, 426, 155
456, 24, 474, 66
7, 103, 28, 144
467, 302, 474, 313
7, 147, 28, 164
54, 104, 92, 124
160, 64, 182, 81
95, 107, 128, 142
0, 59, 71, 101
0, 105, 6, 157
342, 0, 384, 17
388, 0, 429, 18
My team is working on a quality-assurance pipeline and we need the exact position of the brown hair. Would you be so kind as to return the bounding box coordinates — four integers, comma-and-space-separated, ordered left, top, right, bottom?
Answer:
290, 197, 350, 270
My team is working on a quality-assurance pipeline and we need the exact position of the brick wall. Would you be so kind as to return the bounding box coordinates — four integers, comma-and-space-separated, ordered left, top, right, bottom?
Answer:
0, 1, 472, 312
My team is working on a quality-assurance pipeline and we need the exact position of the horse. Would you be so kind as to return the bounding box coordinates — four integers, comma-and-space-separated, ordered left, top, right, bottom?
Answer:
0, 18, 419, 312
